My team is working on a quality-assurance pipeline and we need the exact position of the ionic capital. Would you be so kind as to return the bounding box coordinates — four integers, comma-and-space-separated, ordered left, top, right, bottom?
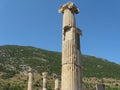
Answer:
53, 74, 60, 79
59, 2, 79, 14
28, 67, 34, 73
42, 72, 48, 78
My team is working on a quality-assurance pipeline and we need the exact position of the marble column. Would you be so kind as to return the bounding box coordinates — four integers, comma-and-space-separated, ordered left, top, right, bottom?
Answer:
42, 72, 48, 90
27, 68, 34, 90
53, 74, 60, 90
59, 2, 82, 90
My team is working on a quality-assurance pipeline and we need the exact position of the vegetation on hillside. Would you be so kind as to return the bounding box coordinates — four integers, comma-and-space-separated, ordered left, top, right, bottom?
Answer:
82, 55, 120, 79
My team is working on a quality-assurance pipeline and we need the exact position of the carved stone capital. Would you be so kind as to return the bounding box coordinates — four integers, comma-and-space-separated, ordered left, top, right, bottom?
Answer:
42, 72, 48, 78
28, 67, 34, 73
53, 74, 60, 79
59, 2, 79, 14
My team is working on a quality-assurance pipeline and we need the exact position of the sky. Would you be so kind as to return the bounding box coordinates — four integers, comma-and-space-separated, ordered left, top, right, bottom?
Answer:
0, 0, 120, 64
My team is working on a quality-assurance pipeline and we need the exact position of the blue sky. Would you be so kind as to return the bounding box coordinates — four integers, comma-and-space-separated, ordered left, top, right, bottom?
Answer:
0, 0, 120, 64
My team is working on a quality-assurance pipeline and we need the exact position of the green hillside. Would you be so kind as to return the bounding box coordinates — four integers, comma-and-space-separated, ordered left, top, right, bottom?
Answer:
83, 55, 120, 79
0, 45, 120, 90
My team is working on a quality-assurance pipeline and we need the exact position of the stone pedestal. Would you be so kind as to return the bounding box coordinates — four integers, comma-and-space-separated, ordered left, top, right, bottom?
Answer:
53, 74, 60, 90
27, 68, 34, 90
96, 84, 105, 90
42, 72, 48, 90
59, 2, 82, 90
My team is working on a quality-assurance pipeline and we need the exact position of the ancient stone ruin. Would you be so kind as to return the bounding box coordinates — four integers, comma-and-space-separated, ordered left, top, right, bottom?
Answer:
42, 72, 48, 90
59, 2, 82, 90
53, 74, 60, 90
27, 67, 34, 90
28, 2, 83, 90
